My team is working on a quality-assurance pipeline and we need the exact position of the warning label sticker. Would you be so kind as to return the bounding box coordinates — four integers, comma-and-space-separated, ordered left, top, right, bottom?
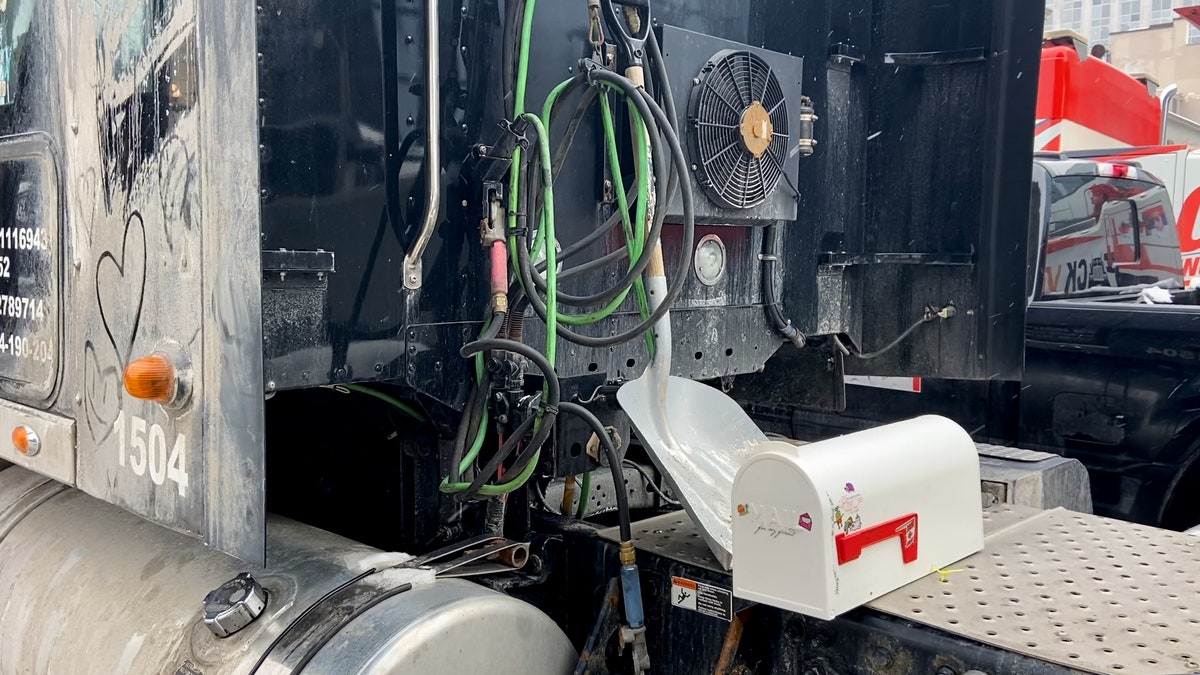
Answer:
670, 576, 733, 622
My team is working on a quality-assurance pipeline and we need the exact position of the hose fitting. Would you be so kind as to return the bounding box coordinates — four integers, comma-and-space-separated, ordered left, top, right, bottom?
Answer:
619, 566, 644, 630
492, 293, 509, 315
779, 322, 805, 348
619, 540, 636, 566
618, 541, 644, 628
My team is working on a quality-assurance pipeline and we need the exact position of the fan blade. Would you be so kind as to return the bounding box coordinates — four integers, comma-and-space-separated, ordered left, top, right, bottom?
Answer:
737, 154, 751, 208
703, 138, 742, 167
759, 63, 773, 103
709, 86, 743, 119
750, 155, 763, 201
724, 55, 748, 108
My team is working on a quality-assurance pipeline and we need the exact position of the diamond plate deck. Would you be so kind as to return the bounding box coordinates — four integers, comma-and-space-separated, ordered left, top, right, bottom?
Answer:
869, 508, 1200, 674
605, 505, 1200, 672
600, 503, 1040, 581
600, 510, 727, 574
975, 443, 1059, 463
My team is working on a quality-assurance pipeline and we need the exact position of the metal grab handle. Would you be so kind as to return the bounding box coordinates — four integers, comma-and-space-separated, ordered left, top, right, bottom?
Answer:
402, 0, 442, 290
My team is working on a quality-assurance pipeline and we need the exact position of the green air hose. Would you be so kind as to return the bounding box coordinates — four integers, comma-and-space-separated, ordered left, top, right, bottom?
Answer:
519, 79, 653, 329
449, 0, 661, 497
575, 470, 591, 518
507, 0, 538, 274
341, 384, 427, 423
443, 112, 558, 497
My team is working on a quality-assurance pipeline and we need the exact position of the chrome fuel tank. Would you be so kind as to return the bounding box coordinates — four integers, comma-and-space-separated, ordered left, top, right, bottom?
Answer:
0, 466, 576, 674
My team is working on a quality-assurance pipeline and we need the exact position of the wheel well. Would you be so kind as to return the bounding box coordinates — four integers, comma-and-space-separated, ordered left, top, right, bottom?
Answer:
1159, 435, 1200, 531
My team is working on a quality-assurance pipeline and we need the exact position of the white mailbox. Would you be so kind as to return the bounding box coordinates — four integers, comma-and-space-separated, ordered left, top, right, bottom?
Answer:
731, 415, 983, 620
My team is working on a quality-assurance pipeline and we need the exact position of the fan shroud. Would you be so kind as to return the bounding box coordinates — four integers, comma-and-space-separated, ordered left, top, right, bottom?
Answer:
687, 49, 790, 211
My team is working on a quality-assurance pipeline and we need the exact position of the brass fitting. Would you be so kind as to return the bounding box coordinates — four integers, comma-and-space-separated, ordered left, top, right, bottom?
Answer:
492, 293, 509, 314
619, 540, 637, 566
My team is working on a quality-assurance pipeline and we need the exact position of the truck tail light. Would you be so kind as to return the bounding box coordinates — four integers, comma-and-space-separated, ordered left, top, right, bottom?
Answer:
1097, 163, 1138, 179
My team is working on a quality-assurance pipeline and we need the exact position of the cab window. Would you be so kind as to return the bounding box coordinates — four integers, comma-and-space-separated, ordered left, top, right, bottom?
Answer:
1039, 175, 1180, 298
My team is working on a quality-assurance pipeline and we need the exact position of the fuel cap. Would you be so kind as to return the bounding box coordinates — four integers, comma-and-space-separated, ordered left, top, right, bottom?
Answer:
202, 572, 267, 638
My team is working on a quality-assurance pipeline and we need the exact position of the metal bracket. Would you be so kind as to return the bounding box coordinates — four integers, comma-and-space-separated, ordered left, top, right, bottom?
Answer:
261, 248, 335, 274
828, 42, 864, 68
619, 624, 651, 675
884, 47, 986, 67
819, 252, 975, 267
404, 534, 530, 578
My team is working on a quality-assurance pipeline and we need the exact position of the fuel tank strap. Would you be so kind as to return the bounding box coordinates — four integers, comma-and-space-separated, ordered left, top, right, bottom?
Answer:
0, 466, 67, 541
250, 568, 414, 674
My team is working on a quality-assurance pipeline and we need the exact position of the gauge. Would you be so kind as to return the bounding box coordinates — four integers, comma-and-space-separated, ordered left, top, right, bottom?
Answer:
693, 234, 727, 287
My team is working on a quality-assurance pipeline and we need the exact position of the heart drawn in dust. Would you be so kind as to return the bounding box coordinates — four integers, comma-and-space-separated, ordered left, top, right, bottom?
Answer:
82, 340, 121, 443
95, 212, 147, 367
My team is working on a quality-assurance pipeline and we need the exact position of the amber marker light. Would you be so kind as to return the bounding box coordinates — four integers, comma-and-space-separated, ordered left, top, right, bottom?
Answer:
124, 353, 178, 405
12, 425, 39, 456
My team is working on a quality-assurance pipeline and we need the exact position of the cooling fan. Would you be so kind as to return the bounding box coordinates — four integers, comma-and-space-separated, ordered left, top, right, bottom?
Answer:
688, 49, 790, 210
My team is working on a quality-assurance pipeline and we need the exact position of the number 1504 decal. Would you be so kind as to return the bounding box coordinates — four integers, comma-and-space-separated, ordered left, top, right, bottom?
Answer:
113, 410, 190, 496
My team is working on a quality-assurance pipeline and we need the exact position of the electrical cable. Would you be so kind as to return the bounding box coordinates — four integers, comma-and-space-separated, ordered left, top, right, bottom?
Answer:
523, 77, 650, 319
539, 83, 645, 330
535, 191, 633, 269
534, 478, 561, 515
516, 70, 694, 348
451, 338, 561, 500
447, 310, 503, 487
449, 380, 483, 484
559, 401, 631, 542
646, 29, 679, 191
525, 91, 657, 336
443, 408, 538, 498
762, 224, 805, 347
622, 459, 680, 506
248, 568, 376, 674
522, 149, 641, 326
558, 246, 629, 281
286, 582, 415, 675
449, 372, 492, 484
502, 0, 526, 112
480, 311, 506, 340
852, 306, 953, 359
339, 384, 427, 423
522, 83, 662, 308
548, 83, 597, 182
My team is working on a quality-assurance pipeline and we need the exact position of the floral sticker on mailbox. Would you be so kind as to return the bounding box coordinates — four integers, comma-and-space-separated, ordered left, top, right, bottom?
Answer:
830, 483, 864, 535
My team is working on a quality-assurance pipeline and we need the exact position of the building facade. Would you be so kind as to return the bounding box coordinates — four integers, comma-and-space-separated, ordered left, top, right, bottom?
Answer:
1111, 17, 1200, 121
1045, 0, 1200, 48
1047, 1, 1200, 124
